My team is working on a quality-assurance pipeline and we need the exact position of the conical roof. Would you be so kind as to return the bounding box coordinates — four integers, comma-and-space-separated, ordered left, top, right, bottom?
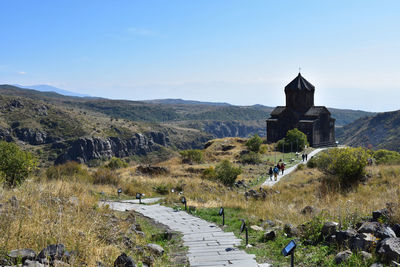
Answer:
284, 73, 315, 92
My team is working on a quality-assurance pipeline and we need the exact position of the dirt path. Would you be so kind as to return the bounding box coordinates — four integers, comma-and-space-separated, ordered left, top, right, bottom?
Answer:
102, 199, 271, 267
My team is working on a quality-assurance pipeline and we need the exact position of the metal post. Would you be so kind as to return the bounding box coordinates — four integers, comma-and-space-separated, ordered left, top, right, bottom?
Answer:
245, 227, 248, 246
291, 251, 294, 267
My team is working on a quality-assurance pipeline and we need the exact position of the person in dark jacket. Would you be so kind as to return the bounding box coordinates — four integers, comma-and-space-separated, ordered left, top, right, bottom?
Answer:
268, 167, 273, 181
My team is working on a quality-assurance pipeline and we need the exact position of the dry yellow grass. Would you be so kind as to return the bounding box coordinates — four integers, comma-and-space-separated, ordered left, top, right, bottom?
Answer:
0, 178, 174, 266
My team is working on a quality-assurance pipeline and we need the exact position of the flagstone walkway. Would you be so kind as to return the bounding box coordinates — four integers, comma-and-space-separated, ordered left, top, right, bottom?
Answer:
103, 199, 271, 267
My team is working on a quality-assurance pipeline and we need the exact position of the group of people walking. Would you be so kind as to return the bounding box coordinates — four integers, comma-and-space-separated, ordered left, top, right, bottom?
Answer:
268, 160, 285, 181
302, 153, 308, 161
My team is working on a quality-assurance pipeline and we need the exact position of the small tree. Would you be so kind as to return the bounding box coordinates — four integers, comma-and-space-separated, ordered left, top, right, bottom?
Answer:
246, 134, 263, 153
0, 141, 37, 187
214, 160, 242, 186
277, 128, 308, 152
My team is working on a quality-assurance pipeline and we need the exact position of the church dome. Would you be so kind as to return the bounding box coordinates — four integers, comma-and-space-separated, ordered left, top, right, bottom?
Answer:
284, 73, 315, 92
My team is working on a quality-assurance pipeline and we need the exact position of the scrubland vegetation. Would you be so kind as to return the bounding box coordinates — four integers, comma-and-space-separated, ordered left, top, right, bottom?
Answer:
1, 137, 400, 265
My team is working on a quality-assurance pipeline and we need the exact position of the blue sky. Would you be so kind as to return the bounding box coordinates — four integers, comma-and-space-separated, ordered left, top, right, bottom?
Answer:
0, 0, 399, 112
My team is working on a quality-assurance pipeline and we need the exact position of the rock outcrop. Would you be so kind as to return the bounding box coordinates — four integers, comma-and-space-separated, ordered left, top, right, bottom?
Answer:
55, 133, 166, 164
14, 128, 53, 145
0, 126, 13, 142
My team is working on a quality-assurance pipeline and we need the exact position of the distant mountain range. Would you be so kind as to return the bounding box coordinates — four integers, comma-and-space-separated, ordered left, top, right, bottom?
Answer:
0, 83, 389, 164
13, 84, 90, 98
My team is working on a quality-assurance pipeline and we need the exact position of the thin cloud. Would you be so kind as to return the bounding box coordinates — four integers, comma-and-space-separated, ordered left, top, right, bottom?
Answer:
18, 71, 27, 75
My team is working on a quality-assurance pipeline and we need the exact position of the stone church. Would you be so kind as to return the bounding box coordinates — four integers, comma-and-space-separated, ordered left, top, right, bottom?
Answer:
266, 73, 335, 147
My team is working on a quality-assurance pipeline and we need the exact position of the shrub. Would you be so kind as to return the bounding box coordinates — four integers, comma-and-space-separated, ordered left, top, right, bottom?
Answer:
0, 141, 37, 187
179, 149, 203, 164
240, 151, 261, 164
300, 214, 325, 245
46, 161, 92, 182
214, 160, 242, 186
314, 147, 369, 187
105, 157, 128, 170
277, 128, 308, 152
246, 134, 263, 153
373, 149, 400, 165
202, 166, 216, 180
92, 168, 119, 185
307, 156, 318, 168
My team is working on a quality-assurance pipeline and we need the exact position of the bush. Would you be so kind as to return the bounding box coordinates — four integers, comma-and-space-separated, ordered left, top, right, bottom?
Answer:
240, 151, 261, 164
373, 149, 400, 165
46, 161, 92, 182
246, 134, 263, 153
105, 157, 128, 170
277, 128, 308, 152
179, 149, 203, 164
92, 168, 119, 185
214, 160, 242, 186
202, 166, 216, 180
314, 147, 369, 187
0, 141, 37, 187
307, 156, 318, 168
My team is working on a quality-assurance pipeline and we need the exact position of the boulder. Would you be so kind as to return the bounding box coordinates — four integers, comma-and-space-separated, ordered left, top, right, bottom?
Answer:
358, 222, 381, 234
37, 244, 65, 262
142, 255, 154, 267
335, 250, 352, 264
377, 238, 400, 263
369, 263, 384, 267
263, 231, 276, 241
358, 222, 396, 239
114, 253, 136, 267
250, 225, 263, 231
137, 165, 169, 176
8, 249, 36, 264
372, 208, 389, 221
361, 251, 372, 260
23, 260, 45, 267
392, 224, 400, 237
147, 244, 164, 256
284, 224, 299, 237
349, 233, 377, 252
336, 229, 358, 245
321, 222, 339, 238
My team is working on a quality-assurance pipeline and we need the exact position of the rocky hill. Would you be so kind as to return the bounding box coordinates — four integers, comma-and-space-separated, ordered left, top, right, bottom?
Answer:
336, 110, 400, 151
0, 84, 375, 164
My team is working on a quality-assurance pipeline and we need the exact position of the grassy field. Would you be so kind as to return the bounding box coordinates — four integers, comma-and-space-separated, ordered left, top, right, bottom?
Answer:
1, 137, 400, 266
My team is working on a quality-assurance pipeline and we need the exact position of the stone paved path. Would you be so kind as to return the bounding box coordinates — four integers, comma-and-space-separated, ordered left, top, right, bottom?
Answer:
103, 200, 271, 267
262, 148, 327, 187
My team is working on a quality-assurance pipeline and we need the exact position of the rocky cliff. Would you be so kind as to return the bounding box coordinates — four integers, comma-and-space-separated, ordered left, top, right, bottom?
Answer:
54, 133, 167, 164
